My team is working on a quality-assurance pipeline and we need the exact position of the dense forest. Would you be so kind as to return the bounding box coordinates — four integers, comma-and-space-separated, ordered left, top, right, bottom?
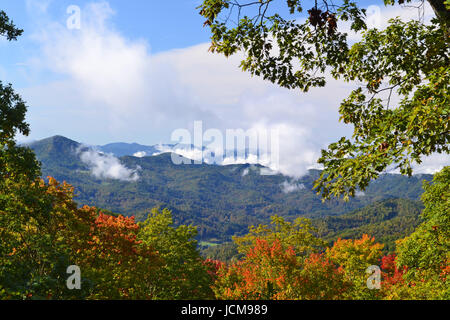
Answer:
28, 135, 431, 244
1, 169, 448, 299
204, 198, 424, 260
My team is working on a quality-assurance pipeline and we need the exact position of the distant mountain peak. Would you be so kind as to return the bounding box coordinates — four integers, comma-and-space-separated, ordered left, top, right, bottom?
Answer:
29, 135, 80, 151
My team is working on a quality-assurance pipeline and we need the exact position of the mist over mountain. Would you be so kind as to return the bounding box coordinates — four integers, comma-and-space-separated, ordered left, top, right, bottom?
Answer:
28, 135, 432, 243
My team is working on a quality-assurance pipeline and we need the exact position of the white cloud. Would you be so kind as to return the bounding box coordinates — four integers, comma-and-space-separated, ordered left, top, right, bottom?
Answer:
342, 1, 434, 42
26, 0, 53, 14
281, 181, 306, 194
355, 190, 366, 197
133, 151, 147, 158
413, 154, 450, 174
153, 144, 204, 163
78, 147, 139, 181
386, 153, 450, 175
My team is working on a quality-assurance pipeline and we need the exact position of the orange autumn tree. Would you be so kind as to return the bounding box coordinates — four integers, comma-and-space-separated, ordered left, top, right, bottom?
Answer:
1, 176, 162, 300
379, 253, 409, 299
298, 253, 349, 300
213, 239, 351, 300
213, 217, 349, 300
72, 212, 161, 299
214, 239, 299, 300
326, 235, 384, 299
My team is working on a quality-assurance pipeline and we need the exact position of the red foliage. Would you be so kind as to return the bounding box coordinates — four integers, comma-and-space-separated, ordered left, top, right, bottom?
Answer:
381, 254, 407, 287
203, 259, 225, 281
299, 253, 349, 299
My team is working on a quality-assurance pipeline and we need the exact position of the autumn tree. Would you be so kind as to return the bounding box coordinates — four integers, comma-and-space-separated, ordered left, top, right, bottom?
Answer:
395, 166, 449, 299
214, 217, 349, 300
198, 0, 449, 200
0, 178, 91, 299
138, 208, 215, 300
0, 175, 164, 300
214, 239, 303, 299
326, 234, 384, 299
379, 253, 410, 299
233, 215, 325, 260
298, 252, 349, 299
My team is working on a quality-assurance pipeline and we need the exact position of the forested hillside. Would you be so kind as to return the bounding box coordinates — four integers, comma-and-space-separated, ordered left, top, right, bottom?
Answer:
28, 135, 432, 243
203, 198, 423, 261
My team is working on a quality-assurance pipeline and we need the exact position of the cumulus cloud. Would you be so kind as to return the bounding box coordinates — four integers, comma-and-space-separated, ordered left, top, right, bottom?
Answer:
412, 154, 450, 174
281, 181, 306, 194
78, 147, 139, 181
341, 1, 434, 42
386, 153, 450, 175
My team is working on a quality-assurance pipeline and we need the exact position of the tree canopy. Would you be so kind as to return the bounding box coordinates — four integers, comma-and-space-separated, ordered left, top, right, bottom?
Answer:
198, 0, 450, 200
0, 10, 23, 41
0, 9, 40, 184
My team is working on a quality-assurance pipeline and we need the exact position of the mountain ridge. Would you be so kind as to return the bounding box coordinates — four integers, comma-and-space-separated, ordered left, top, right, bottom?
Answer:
27, 135, 433, 243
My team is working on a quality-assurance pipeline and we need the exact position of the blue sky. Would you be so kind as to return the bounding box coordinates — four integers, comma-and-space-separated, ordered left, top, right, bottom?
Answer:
1, 0, 379, 86
1, 0, 447, 176
1, 0, 213, 87
2, 0, 212, 53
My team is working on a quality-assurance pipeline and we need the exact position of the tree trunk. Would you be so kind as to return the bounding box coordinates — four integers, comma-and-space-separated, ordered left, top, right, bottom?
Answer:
427, 0, 450, 42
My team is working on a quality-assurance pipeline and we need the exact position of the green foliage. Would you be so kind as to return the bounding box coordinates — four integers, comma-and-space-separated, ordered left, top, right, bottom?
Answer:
233, 215, 325, 259
0, 10, 23, 41
0, 68, 40, 183
315, 21, 449, 200
198, 0, 365, 91
202, 241, 240, 263
138, 208, 214, 299
0, 11, 48, 299
315, 198, 423, 253
0, 10, 40, 184
395, 166, 449, 299
0, 82, 30, 142
199, 0, 449, 201
0, 178, 91, 299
